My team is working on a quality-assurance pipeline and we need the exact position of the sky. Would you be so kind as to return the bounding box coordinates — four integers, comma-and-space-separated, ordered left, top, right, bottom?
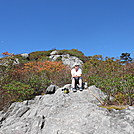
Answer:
0, 0, 134, 58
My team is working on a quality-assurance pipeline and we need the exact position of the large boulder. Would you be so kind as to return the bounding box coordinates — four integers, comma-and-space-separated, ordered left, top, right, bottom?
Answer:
0, 86, 133, 134
62, 54, 83, 68
50, 50, 58, 55
20, 53, 29, 58
88, 85, 107, 100
46, 85, 59, 94
49, 51, 83, 68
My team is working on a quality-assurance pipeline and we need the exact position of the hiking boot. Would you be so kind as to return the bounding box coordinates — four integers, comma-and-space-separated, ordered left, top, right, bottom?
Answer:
79, 87, 83, 91
72, 88, 77, 92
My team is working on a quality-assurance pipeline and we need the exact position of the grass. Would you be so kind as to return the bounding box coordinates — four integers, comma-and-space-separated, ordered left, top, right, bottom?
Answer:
100, 105, 129, 110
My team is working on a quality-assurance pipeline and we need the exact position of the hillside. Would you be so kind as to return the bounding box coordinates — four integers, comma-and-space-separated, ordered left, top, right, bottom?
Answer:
0, 49, 134, 111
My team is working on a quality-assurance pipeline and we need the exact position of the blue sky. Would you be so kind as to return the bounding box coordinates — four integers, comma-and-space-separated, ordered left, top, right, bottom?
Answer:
0, 0, 134, 58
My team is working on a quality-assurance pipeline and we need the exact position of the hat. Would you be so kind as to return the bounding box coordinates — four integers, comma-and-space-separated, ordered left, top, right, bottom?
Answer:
73, 63, 80, 67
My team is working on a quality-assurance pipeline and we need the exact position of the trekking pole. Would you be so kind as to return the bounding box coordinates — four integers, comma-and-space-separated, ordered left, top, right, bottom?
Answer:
88, 88, 104, 105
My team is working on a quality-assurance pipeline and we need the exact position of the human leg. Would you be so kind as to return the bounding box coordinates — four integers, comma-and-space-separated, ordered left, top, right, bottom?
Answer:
79, 78, 82, 88
72, 78, 77, 92
79, 77, 83, 91
72, 78, 75, 88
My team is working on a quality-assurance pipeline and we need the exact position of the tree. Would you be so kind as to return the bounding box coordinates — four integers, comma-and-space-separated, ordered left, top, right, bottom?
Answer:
120, 53, 132, 63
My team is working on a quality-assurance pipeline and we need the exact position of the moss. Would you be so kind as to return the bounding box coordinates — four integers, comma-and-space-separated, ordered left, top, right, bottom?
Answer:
100, 105, 128, 110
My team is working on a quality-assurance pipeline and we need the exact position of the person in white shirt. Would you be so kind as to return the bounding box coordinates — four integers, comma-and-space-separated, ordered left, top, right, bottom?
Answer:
71, 64, 83, 92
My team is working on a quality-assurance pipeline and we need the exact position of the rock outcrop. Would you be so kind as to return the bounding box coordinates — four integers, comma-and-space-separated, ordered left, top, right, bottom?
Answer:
20, 53, 29, 59
0, 86, 134, 134
49, 51, 83, 68
0, 58, 19, 66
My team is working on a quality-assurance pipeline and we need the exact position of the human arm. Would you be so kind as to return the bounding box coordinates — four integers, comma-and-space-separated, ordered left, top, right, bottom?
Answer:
71, 68, 82, 77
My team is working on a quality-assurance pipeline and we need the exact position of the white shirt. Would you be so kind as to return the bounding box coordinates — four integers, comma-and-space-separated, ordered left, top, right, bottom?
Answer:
71, 68, 82, 77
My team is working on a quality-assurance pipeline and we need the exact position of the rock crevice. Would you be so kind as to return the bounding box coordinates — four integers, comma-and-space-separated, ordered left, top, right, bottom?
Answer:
0, 86, 134, 134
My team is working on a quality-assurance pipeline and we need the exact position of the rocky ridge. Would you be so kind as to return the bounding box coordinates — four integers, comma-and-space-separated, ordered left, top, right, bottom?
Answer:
0, 85, 134, 134
0, 50, 83, 68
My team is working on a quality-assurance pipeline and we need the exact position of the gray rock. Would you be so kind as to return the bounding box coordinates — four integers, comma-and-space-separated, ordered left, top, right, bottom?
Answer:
0, 58, 19, 66
50, 50, 58, 55
0, 86, 134, 134
21, 53, 29, 58
49, 51, 83, 68
49, 55, 61, 61
62, 54, 83, 68
88, 85, 107, 101
13, 58, 19, 65
46, 85, 59, 94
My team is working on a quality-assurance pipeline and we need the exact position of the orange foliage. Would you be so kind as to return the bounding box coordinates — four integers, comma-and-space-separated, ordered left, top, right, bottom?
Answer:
14, 61, 66, 74
2, 51, 14, 56
13, 61, 71, 86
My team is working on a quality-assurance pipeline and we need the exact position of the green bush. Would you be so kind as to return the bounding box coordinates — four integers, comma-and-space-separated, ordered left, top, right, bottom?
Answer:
29, 74, 51, 94
83, 57, 134, 105
2, 81, 34, 101
29, 50, 53, 61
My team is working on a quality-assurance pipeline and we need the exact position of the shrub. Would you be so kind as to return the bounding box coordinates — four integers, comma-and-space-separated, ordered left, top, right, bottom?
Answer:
83, 56, 134, 105
2, 81, 34, 101
0, 81, 34, 110
29, 74, 51, 94
29, 50, 53, 61
13, 60, 71, 87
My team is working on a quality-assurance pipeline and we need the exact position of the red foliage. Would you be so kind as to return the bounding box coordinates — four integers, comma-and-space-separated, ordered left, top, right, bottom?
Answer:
2, 51, 14, 56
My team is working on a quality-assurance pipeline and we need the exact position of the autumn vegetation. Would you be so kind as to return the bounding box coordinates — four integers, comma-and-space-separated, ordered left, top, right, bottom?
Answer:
0, 49, 133, 110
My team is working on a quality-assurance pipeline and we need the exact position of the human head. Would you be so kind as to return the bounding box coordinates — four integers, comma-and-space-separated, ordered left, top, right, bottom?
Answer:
74, 64, 80, 70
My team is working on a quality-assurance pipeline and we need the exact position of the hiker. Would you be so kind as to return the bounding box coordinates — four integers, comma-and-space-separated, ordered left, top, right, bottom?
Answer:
71, 64, 83, 92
